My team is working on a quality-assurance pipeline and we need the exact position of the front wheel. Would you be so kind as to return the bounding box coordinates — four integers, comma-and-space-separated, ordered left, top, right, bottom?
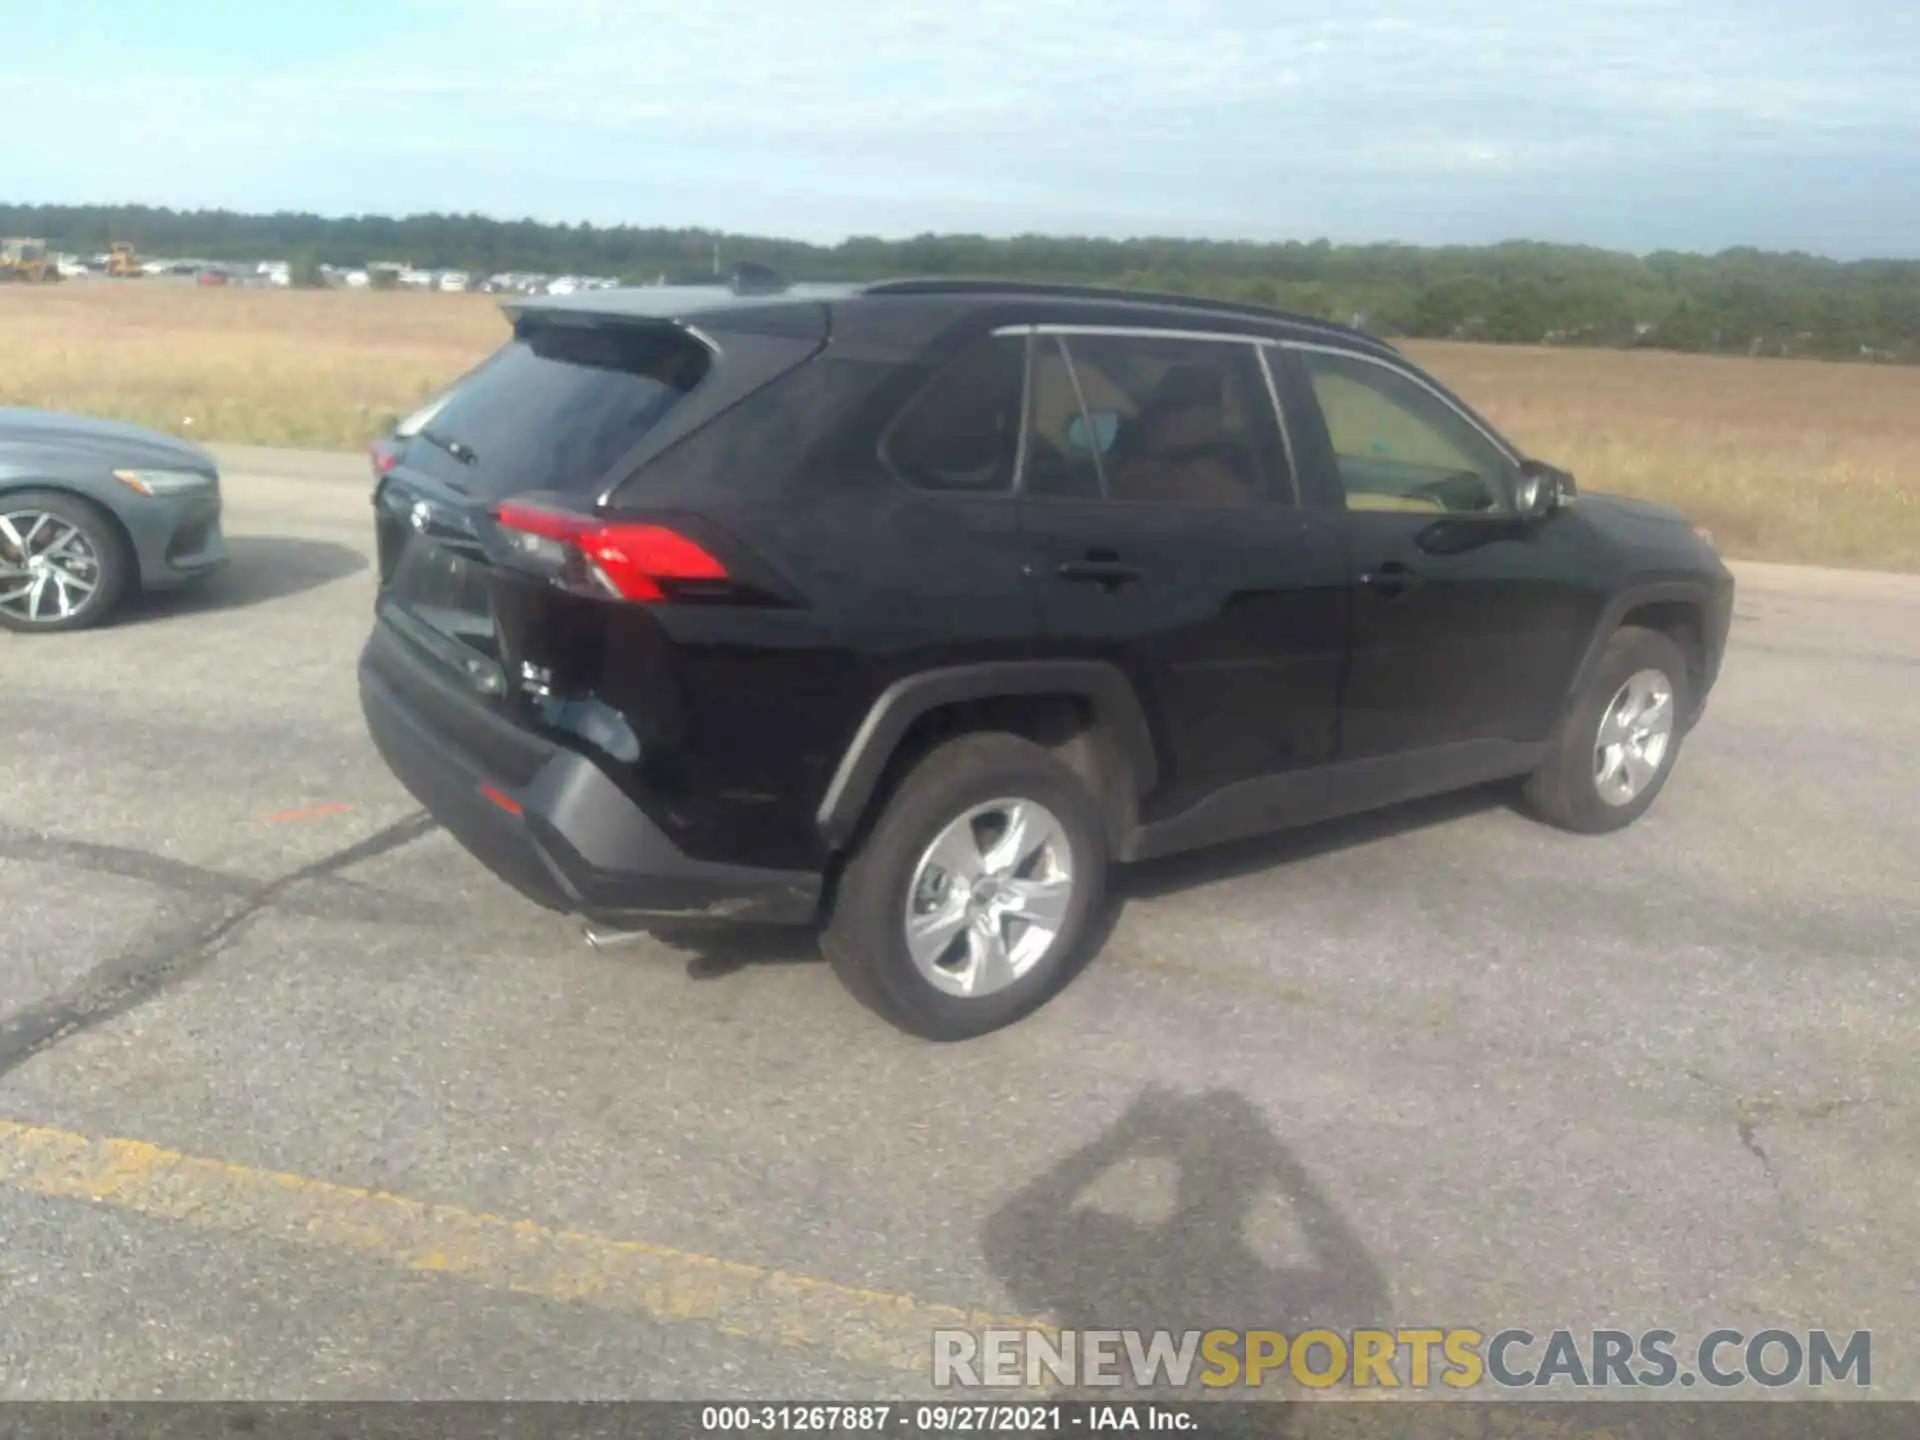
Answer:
1523, 625, 1691, 834
0, 490, 133, 633
820, 733, 1107, 1041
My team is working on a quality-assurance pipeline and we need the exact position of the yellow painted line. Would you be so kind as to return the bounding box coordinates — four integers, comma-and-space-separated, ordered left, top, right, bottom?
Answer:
0, 1120, 1042, 1374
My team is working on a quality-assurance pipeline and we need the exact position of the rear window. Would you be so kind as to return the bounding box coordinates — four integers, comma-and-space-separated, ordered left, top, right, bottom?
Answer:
408, 321, 711, 498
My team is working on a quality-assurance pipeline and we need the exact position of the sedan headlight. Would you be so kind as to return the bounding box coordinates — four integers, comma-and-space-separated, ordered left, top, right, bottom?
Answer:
113, 468, 218, 497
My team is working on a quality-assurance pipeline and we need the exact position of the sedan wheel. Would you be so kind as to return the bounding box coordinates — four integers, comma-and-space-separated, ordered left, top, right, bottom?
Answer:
0, 492, 131, 633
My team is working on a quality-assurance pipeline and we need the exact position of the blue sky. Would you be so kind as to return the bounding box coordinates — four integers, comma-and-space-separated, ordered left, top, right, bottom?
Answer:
9, 0, 1918, 256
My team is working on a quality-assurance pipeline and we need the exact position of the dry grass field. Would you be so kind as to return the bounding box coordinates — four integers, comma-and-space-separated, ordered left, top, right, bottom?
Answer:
3, 280, 1915, 570
1407, 340, 1920, 572
0, 281, 506, 450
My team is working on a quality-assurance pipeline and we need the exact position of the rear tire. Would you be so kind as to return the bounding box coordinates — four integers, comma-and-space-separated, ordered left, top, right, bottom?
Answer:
0, 489, 133, 634
1523, 625, 1691, 834
820, 732, 1107, 1041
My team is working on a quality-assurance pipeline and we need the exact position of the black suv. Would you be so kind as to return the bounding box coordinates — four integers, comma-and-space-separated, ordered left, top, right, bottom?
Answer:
359, 278, 1734, 1040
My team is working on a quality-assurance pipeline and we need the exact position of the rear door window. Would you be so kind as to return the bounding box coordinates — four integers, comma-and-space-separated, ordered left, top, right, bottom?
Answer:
404, 321, 711, 500
1034, 335, 1284, 507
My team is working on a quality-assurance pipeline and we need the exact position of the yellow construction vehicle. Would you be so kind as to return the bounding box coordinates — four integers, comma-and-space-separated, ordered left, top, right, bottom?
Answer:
0, 238, 60, 283
108, 241, 143, 278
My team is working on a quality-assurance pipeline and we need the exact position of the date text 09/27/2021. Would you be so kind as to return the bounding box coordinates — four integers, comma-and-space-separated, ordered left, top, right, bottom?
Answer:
699, 1406, 1187, 1433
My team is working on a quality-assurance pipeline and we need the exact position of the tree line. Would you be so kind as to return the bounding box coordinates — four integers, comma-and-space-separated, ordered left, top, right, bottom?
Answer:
8, 202, 1920, 363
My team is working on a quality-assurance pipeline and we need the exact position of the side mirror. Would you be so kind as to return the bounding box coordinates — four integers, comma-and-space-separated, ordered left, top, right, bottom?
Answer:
1515, 459, 1576, 520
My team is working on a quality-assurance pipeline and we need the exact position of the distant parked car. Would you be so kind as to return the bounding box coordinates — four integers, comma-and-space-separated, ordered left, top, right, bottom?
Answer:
0, 409, 225, 632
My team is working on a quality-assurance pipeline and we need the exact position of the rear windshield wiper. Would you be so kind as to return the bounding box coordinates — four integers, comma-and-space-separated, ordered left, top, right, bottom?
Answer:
417, 426, 479, 466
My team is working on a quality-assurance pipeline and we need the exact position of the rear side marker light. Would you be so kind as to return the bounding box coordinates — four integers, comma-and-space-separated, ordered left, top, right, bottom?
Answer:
491, 501, 728, 602
480, 784, 523, 817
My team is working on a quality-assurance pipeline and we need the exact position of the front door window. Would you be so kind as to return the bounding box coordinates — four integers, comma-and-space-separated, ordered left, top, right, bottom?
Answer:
1298, 350, 1514, 516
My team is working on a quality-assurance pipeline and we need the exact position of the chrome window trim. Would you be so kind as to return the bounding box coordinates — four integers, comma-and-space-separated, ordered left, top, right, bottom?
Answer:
1011, 329, 1036, 493
992, 322, 1265, 345
981, 320, 1518, 506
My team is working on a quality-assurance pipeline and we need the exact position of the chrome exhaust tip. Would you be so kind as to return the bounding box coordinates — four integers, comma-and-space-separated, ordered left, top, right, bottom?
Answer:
580, 920, 653, 950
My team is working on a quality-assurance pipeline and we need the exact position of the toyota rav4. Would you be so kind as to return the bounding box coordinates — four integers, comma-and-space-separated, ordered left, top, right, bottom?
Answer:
358, 278, 1734, 1040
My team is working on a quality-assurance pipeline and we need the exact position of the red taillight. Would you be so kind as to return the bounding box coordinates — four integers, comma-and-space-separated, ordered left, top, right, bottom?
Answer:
370, 441, 398, 476
492, 500, 729, 602
479, 783, 523, 817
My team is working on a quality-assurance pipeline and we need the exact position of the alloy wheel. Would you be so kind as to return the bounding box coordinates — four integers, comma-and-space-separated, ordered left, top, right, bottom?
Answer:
902, 797, 1075, 998
0, 509, 103, 626
1593, 668, 1675, 806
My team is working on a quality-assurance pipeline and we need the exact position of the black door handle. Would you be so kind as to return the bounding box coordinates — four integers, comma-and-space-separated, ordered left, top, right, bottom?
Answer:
1058, 559, 1144, 589
1360, 560, 1422, 596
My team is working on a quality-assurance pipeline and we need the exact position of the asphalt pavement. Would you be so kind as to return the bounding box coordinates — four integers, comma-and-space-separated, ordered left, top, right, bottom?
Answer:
0, 448, 1915, 1402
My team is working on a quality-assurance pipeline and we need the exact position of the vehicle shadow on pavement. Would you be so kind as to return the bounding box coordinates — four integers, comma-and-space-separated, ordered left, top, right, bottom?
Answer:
650, 923, 821, 980
131, 536, 368, 621
652, 794, 1520, 990
652, 788, 1515, 982
1116, 782, 1516, 903
983, 1086, 1388, 1359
